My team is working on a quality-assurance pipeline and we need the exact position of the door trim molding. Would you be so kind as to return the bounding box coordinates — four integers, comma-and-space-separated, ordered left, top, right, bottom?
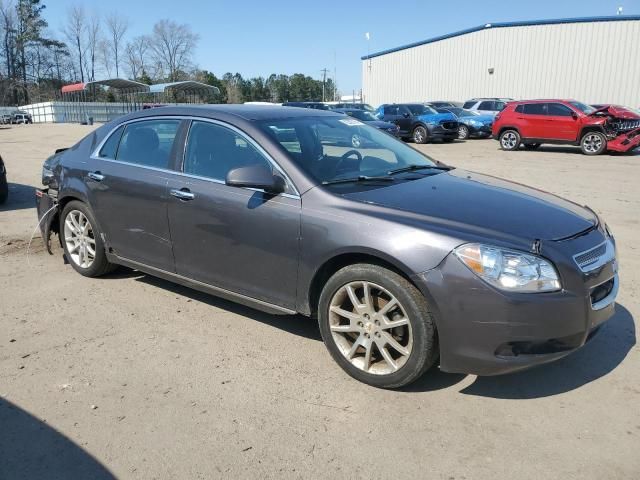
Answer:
107, 253, 298, 316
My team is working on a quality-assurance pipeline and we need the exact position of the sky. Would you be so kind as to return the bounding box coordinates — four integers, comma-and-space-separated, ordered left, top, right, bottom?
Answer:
43, 0, 640, 94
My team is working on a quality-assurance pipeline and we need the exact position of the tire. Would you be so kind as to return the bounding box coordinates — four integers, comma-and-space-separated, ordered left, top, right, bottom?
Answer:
499, 129, 520, 151
0, 173, 7, 205
458, 125, 469, 140
60, 200, 115, 277
412, 125, 428, 144
524, 143, 541, 150
318, 263, 438, 389
580, 131, 607, 155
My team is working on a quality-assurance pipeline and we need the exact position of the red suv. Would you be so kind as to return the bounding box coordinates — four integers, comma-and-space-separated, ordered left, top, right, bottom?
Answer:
492, 99, 640, 155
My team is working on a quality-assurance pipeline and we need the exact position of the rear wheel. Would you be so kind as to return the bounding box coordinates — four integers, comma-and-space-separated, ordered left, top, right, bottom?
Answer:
581, 131, 606, 155
318, 264, 438, 389
412, 126, 428, 144
458, 125, 470, 139
499, 129, 520, 151
61, 201, 115, 277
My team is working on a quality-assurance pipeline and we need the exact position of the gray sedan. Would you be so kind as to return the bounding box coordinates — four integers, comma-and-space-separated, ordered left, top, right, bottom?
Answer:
36, 105, 618, 388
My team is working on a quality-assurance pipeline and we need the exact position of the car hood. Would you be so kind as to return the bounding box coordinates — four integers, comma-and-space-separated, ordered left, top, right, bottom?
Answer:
461, 114, 494, 124
366, 120, 397, 129
342, 169, 597, 241
591, 105, 640, 120
416, 112, 457, 123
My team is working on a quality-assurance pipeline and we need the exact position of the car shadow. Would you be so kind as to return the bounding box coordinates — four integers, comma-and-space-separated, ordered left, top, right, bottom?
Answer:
0, 397, 116, 479
0, 182, 36, 212
405, 303, 635, 398
128, 272, 322, 342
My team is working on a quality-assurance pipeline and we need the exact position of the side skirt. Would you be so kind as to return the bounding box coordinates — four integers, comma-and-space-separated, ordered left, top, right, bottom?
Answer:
107, 253, 298, 316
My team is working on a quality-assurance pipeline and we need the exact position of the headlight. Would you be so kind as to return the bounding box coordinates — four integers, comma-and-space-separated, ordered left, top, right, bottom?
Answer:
454, 243, 561, 292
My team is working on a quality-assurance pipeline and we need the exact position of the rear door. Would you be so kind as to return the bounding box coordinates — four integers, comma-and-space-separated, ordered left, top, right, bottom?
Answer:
545, 102, 581, 141
167, 119, 301, 309
520, 103, 548, 138
87, 118, 184, 271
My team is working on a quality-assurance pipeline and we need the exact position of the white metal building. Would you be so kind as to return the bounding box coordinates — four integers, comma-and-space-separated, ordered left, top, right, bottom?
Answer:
362, 16, 640, 107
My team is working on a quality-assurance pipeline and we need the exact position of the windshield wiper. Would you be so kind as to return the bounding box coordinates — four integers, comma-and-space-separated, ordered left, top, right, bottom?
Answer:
322, 175, 395, 185
387, 164, 453, 175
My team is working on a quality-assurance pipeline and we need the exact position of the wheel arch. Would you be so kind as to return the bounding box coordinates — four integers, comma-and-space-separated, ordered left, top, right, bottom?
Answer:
497, 126, 521, 137
579, 125, 605, 140
305, 250, 421, 318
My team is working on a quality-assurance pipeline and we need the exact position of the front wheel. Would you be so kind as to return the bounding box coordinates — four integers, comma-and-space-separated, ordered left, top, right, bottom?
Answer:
412, 126, 428, 144
318, 264, 438, 389
499, 129, 520, 151
458, 125, 469, 139
61, 200, 115, 277
581, 131, 607, 155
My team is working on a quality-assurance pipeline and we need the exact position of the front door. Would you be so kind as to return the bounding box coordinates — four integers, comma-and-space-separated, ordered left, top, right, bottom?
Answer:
167, 120, 301, 309
87, 118, 183, 271
545, 103, 581, 141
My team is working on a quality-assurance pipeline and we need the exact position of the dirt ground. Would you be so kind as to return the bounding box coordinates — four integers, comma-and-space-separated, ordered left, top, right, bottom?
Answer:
1, 123, 638, 479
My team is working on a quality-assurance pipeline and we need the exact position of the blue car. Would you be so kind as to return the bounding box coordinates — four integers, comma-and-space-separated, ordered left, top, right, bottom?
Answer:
333, 108, 400, 137
435, 107, 494, 139
375, 103, 459, 144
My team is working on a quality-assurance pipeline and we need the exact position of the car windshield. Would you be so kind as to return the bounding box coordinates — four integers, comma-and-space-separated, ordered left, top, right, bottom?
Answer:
344, 110, 378, 122
406, 105, 437, 116
258, 116, 438, 186
438, 107, 478, 117
569, 101, 596, 115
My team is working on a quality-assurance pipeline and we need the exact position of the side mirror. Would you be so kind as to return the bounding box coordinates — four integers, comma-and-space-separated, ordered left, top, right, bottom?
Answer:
226, 165, 286, 194
571, 112, 578, 120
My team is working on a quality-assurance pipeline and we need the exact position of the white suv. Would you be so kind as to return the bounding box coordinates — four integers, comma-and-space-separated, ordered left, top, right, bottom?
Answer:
462, 98, 511, 116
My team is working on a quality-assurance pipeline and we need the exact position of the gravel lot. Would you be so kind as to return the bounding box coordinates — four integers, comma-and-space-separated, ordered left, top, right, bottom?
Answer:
1, 123, 638, 479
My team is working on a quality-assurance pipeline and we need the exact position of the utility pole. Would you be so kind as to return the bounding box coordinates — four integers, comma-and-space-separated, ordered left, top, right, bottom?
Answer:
320, 68, 329, 102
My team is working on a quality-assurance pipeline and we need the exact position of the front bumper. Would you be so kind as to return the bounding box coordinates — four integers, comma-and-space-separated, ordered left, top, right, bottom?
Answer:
414, 230, 618, 376
427, 122, 459, 140
467, 124, 493, 137
606, 127, 640, 153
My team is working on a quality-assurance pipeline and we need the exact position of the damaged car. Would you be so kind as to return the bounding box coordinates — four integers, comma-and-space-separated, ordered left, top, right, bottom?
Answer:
493, 100, 640, 155
36, 105, 618, 388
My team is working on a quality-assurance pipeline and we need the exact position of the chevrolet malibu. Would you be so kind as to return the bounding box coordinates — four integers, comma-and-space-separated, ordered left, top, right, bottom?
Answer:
36, 106, 618, 388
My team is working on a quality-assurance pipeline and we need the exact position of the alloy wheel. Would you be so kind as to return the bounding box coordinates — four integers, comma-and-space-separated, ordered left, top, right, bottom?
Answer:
328, 281, 413, 375
501, 132, 518, 149
583, 133, 603, 153
458, 125, 469, 139
413, 128, 426, 143
63, 209, 96, 268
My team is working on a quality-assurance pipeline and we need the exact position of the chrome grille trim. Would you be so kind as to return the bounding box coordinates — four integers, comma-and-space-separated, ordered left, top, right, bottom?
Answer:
573, 239, 615, 273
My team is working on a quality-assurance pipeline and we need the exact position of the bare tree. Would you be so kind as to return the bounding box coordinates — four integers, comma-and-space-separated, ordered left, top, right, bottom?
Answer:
98, 38, 111, 77
0, 0, 17, 79
124, 34, 147, 80
85, 12, 100, 81
149, 19, 198, 82
105, 12, 127, 78
62, 5, 85, 82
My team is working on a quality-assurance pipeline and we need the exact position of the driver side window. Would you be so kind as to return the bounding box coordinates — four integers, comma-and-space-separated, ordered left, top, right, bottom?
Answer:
183, 121, 272, 182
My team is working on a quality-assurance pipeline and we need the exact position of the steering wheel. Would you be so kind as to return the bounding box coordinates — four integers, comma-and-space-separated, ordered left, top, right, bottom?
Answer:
335, 149, 363, 176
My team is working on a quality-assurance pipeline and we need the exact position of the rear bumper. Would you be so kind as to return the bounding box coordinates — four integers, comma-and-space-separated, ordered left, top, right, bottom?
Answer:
606, 128, 640, 152
414, 233, 618, 376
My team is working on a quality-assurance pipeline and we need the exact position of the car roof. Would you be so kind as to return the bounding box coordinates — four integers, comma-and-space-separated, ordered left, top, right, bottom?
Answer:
120, 104, 341, 122
510, 99, 578, 105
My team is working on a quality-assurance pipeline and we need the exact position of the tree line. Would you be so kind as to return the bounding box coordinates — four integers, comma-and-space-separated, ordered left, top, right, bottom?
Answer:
0, 0, 338, 106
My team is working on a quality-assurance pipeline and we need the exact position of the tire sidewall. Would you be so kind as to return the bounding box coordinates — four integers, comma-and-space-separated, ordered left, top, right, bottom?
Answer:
318, 264, 436, 389
581, 131, 606, 155
60, 200, 110, 277
500, 129, 520, 151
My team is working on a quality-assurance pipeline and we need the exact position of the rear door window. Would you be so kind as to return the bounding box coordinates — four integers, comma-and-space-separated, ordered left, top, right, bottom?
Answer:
478, 101, 495, 111
523, 103, 547, 115
463, 101, 477, 109
116, 119, 181, 169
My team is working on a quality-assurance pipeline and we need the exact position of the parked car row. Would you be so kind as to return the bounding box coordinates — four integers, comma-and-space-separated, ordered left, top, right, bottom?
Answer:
1, 111, 32, 124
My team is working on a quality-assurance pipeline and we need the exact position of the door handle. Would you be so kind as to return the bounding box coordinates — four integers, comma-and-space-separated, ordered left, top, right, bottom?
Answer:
170, 188, 195, 201
88, 171, 105, 181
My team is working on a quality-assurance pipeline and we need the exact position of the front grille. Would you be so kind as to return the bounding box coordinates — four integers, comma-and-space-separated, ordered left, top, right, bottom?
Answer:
574, 242, 607, 269
441, 121, 457, 130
